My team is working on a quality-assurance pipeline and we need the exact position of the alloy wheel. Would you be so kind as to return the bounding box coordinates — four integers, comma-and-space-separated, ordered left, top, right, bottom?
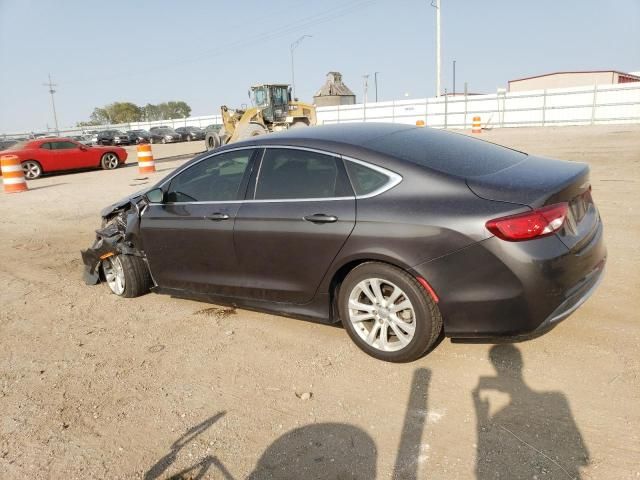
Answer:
104, 256, 125, 295
102, 153, 119, 169
22, 161, 42, 179
348, 278, 416, 352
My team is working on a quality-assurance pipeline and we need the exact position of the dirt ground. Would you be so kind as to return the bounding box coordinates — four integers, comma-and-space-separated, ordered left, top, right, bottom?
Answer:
1, 125, 639, 479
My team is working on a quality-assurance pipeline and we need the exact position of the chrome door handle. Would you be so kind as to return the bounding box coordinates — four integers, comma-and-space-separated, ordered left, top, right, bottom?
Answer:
207, 212, 230, 221
303, 214, 338, 224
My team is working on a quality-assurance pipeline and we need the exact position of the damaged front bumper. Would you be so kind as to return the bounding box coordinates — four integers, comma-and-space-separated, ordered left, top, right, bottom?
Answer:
81, 197, 147, 285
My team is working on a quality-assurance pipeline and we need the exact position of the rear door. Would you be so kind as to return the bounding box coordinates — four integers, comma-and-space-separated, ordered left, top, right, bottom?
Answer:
234, 147, 356, 304
140, 148, 258, 295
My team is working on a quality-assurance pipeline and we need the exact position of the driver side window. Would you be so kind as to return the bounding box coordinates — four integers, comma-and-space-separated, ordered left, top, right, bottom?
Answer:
165, 150, 254, 203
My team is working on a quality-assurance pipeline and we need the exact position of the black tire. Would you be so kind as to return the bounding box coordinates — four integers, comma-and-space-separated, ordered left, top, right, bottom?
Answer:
338, 262, 443, 362
237, 122, 267, 140
22, 160, 43, 179
187, 134, 192, 142
103, 254, 152, 298
161, 138, 167, 144
150, 137, 155, 144
205, 131, 221, 151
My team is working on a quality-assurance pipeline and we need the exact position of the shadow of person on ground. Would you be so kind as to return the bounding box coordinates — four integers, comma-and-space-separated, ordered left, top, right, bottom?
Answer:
474, 345, 589, 479
247, 422, 377, 480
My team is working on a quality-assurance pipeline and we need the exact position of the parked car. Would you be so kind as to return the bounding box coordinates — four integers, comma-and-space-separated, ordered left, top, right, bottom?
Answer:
1, 137, 127, 179
0, 139, 19, 151
149, 126, 181, 144
126, 129, 151, 144
204, 124, 222, 133
71, 135, 93, 146
81, 123, 606, 362
96, 130, 130, 146
175, 126, 206, 142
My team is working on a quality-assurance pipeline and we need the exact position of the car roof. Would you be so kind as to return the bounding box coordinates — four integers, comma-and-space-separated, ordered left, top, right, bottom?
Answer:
223, 123, 527, 178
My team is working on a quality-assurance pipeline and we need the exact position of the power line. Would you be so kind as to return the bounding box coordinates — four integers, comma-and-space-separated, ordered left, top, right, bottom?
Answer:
65, 0, 378, 87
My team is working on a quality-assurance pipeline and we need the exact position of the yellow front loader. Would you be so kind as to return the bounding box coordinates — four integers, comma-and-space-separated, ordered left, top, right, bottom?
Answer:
205, 84, 316, 150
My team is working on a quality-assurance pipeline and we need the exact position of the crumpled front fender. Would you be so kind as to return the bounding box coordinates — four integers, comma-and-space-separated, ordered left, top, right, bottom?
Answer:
81, 200, 146, 285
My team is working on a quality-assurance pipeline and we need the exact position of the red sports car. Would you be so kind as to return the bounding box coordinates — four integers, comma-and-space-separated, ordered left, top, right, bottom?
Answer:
0, 137, 128, 179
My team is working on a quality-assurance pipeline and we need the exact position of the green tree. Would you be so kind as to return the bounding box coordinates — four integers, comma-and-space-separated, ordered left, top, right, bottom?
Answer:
82, 100, 192, 125
157, 101, 192, 119
108, 102, 143, 123
90, 107, 112, 124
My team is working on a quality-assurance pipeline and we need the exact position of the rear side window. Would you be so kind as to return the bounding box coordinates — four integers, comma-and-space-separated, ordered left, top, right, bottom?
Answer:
368, 128, 527, 177
255, 149, 352, 200
344, 161, 390, 196
40, 142, 52, 150
166, 150, 253, 202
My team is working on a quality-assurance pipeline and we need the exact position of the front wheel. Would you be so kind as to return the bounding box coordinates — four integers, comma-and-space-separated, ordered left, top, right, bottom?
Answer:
102, 254, 152, 298
22, 160, 43, 179
338, 262, 443, 362
101, 152, 119, 170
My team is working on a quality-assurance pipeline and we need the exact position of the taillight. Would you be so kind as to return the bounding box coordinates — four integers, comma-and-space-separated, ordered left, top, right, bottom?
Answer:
486, 203, 568, 241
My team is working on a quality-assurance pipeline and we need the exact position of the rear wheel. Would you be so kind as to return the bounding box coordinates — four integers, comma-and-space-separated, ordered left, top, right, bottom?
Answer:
22, 160, 42, 179
237, 122, 267, 140
101, 152, 119, 170
205, 132, 221, 151
161, 138, 167, 144
338, 262, 443, 362
102, 254, 152, 298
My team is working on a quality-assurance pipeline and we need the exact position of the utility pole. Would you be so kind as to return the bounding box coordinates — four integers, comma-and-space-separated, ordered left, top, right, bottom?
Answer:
453, 60, 456, 95
434, 0, 441, 97
374, 72, 380, 102
363, 74, 370, 121
290, 35, 312, 100
43, 74, 60, 135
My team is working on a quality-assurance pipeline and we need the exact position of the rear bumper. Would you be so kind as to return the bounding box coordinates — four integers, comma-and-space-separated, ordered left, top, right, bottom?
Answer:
412, 220, 606, 339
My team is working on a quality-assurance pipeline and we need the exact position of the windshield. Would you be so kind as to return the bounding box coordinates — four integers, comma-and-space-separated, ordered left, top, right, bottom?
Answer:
254, 87, 268, 106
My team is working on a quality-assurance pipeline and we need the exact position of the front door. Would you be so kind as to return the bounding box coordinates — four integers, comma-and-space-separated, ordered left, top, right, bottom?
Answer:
140, 148, 257, 295
234, 147, 356, 304
49, 140, 92, 170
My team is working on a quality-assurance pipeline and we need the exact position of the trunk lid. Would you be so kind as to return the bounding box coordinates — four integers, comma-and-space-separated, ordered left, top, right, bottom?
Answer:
466, 155, 599, 251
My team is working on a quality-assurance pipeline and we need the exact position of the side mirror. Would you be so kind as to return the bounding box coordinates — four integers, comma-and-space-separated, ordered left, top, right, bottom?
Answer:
79, 145, 88, 151
144, 188, 164, 203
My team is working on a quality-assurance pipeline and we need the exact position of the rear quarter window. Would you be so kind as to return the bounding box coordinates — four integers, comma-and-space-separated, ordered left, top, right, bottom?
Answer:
368, 128, 527, 177
345, 161, 390, 196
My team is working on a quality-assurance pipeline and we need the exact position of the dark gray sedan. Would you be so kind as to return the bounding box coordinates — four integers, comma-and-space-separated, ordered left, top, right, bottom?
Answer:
81, 123, 606, 362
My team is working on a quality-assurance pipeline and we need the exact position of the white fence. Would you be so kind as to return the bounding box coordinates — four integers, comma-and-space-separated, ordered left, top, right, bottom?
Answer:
3, 81, 639, 139
315, 81, 640, 129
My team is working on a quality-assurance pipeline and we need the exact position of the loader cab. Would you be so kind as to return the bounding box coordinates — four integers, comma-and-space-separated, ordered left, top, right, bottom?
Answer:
251, 84, 290, 123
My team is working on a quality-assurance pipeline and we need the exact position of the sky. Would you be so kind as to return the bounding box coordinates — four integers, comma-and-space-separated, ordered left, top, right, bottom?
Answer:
0, 0, 639, 133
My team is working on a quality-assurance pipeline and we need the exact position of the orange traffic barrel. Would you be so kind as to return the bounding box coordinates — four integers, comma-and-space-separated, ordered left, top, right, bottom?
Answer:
416, 120, 426, 127
1, 155, 28, 193
472, 116, 481, 134
137, 144, 156, 174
